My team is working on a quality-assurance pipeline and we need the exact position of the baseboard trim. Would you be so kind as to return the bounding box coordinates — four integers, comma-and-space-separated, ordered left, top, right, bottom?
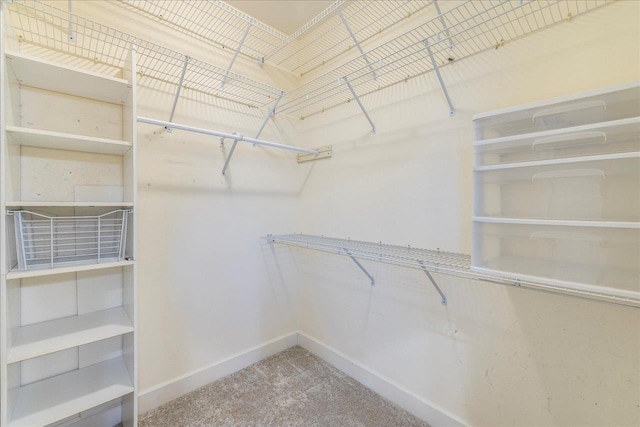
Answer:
297, 333, 466, 427
138, 332, 298, 414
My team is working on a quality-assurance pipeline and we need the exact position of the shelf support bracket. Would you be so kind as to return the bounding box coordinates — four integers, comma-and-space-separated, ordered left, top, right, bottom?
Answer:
418, 261, 447, 306
221, 134, 239, 176
344, 249, 375, 286
344, 76, 376, 134
68, 0, 75, 42
222, 91, 284, 175
166, 55, 190, 133
221, 19, 254, 89
336, 7, 377, 81
254, 90, 284, 142
433, 0, 454, 51
423, 40, 455, 117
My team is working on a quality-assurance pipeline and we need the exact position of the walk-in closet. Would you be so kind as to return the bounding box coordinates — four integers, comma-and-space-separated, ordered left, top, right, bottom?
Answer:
0, 1, 638, 426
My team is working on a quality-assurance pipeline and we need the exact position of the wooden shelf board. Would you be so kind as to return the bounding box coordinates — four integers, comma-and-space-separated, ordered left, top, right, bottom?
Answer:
8, 307, 134, 364
6, 126, 131, 155
5, 51, 129, 104
6, 260, 135, 280
5, 201, 134, 208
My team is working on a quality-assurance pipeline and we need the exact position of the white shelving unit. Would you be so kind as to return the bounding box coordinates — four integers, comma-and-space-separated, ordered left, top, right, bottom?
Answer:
1, 5, 138, 426
472, 81, 640, 301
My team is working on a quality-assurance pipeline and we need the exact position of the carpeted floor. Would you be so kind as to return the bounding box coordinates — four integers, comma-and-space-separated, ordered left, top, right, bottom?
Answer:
139, 346, 429, 427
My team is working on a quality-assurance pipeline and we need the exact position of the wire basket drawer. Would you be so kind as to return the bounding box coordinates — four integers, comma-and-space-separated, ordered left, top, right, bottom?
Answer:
9, 210, 131, 271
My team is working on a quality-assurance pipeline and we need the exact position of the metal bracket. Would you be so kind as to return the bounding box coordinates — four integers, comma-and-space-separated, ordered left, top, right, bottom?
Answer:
336, 8, 376, 81
344, 249, 375, 286
297, 145, 332, 163
221, 135, 239, 176
67, 0, 75, 42
418, 261, 447, 305
254, 91, 284, 142
166, 55, 190, 133
344, 76, 376, 134
221, 19, 253, 89
433, 0, 453, 51
424, 40, 455, 117
222, 91, 284, 176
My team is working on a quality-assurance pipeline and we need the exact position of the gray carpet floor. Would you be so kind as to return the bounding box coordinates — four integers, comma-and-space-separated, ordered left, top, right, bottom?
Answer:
139, 346, 429, 427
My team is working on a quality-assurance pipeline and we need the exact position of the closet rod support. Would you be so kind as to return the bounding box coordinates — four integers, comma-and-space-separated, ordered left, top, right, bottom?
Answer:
433, 0, 454, 51
337, 8, 377, 81
344, 76, 376, 134
166, 55, 190, 133
221, 19, 254, 89
418, 260, 447, 305
424, 40, 455, 117
344, 249, 375, 286
221, 136, 239, 176
138, 116, 319, 154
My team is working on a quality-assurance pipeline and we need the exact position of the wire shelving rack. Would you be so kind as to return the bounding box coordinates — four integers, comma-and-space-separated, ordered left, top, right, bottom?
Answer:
5, 0, 613, 118
5, 0, 285, 111
277, 0, 611, 119
267, 234, 640, 308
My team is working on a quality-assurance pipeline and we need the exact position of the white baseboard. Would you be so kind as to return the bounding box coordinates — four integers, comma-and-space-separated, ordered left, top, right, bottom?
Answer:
138, 332, 298, 414
298, 333, 466, 427
139, 331, 464, 426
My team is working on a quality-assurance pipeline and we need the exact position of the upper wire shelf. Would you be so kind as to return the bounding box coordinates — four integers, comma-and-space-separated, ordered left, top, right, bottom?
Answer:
277, 0, 611, 119
5, 0, 284, 110
267, 234, 640, 308
118, 0, 288, 64
116, 1, 433, 78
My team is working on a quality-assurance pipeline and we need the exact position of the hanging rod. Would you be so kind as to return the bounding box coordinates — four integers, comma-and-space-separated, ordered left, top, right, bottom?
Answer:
266, 234, 640, 309
137, 117, 318, 155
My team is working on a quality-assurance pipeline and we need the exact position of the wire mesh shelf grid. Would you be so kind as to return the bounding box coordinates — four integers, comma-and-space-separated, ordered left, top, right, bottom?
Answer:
9, 210, 132, 271
267, 233, 640, 308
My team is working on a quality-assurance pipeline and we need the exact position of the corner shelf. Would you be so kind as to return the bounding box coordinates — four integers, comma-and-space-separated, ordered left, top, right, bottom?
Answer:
8, 307, 134, 363
8, 357, 134, 427
473, 151, 640, 172
6, 126, 132, 155
5, 51, 129, 104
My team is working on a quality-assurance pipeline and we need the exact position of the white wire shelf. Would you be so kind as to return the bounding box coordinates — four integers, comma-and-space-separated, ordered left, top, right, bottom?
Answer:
277, 0, 611, 119
267, 234, 640, 308
6, 0, 612, 118
116, 1, 432, 78
5, 0, 284, 110
118, 0, 288, 64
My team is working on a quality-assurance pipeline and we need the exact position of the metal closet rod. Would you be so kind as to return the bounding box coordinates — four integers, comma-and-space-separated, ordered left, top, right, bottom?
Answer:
137, 117, 318, 155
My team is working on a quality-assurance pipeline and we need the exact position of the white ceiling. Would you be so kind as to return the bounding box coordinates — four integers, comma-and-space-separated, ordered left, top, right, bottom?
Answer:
225, 0, 335, 35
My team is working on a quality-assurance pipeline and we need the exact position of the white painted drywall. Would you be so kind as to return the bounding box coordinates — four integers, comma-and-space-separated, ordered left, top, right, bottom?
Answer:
288, 2, 640, 426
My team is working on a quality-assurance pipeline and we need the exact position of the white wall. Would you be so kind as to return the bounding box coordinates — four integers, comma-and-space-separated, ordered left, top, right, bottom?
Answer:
288, 2, 640, 426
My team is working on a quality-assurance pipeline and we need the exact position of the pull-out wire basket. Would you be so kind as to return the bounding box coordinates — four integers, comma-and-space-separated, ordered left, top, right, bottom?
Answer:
9, 210, 131, 270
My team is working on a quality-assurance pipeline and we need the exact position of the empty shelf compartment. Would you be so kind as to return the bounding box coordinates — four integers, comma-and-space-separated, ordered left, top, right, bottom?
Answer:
473, 82, 640, 140
474, 153, 640, 221
8, 307, 134, 363
474, 117, 640, 167
5, 51, 129, 105
8, 357, 133, 427
472, 220, 640, 293
6, 126, 132, 155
